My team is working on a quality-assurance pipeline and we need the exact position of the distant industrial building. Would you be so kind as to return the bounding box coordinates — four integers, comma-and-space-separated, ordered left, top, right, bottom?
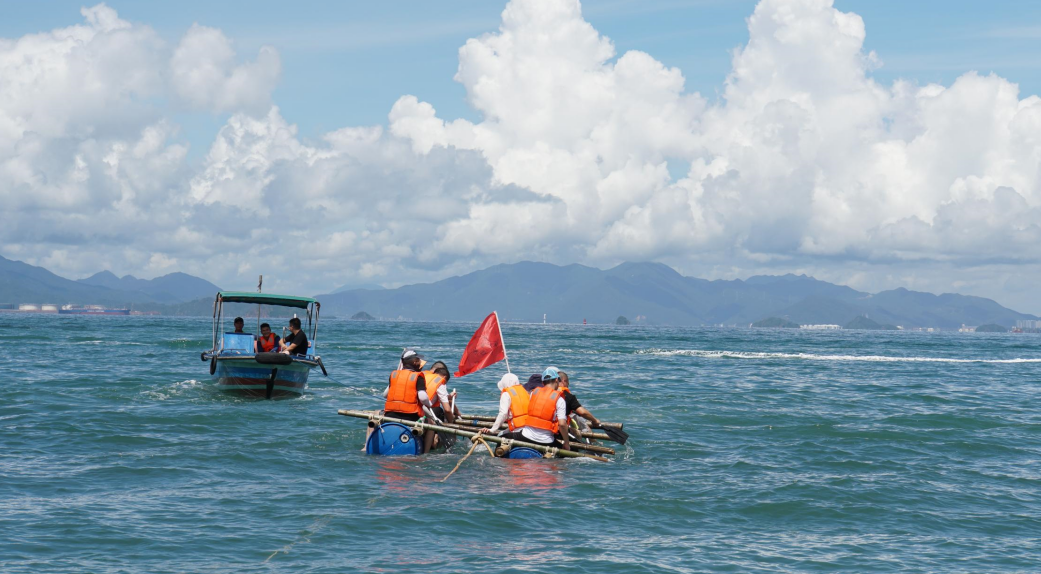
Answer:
1016, 320, 1041, 329
800, 324, 841, 330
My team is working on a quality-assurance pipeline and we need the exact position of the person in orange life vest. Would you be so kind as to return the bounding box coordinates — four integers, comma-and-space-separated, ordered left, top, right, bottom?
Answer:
420, 361, 458, 425
558, 371, 602, 429
254, 323, 281, 353
369, 348, 443, 454
481, 367, 570, 452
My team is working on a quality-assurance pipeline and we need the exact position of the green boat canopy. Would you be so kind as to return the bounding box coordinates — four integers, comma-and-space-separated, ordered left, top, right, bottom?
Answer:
217, 291, 317, 309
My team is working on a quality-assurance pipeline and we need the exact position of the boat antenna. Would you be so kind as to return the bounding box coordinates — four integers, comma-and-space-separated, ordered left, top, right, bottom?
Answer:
257, 275, 263, 336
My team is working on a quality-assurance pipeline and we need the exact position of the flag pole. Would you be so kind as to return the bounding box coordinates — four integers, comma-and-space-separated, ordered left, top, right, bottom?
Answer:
494, 311, 510, 373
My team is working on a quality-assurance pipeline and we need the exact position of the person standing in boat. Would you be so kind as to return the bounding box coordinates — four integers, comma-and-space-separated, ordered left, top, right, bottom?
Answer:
481, 367, 571, 452
232, 317, 246, 333
281, 317, 309, 356
255, 323, 281, 354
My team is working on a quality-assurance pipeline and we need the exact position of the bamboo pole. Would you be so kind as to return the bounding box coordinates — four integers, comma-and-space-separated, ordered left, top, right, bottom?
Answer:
449, 418, 617, 444
437, 422, 616, 456
338, 409, 609, 462
460, 414, 624, 430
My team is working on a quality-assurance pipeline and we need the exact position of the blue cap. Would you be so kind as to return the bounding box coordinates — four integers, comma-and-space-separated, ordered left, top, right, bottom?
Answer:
542, 366, 560, 381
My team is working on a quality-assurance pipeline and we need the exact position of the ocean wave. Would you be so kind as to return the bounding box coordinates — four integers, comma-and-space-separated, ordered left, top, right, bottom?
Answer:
637, 349, 1041, 364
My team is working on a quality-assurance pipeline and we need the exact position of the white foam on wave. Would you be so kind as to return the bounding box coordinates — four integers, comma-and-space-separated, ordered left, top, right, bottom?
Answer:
144, 379, 203, 400
638, 349, 1041, 364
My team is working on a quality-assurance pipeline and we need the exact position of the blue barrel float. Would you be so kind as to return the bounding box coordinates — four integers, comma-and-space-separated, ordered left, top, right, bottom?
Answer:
366, 422, 421, 456
506, 446, 543, 459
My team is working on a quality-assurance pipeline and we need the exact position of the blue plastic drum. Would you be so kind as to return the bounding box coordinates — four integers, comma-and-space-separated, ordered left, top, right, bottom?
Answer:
506, 446, 543, 459
366, 422, 421, 456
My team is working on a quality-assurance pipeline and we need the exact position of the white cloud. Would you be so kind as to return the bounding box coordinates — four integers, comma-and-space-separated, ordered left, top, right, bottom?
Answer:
170, 24, 281, 115
3, 0, 1041, 312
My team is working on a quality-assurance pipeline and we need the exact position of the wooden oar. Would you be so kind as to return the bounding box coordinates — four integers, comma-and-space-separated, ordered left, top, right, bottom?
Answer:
338, 409, 609, 462
462, 414, 624, 430
437, 422, 616, 456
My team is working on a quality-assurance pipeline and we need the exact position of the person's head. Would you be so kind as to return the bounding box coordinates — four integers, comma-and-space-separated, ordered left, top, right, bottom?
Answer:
233, 317, 244, 332
542, 366, 561, 389
401, 348, 423, 370
430, 361, 451, 381
558, 371, 569, 389
497, 373, 519, 392
288, 317, 302, 332
260, 323, 271, 336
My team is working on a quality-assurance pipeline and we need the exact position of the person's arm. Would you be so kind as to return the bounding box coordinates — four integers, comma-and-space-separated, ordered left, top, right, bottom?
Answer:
282, 334, 295, 354
418, 389, 433, 408
575, 406, 601, 428
436, 385, 454, 423
381, 385, 389, 398
483, 393, 511, 433
556, 397, 570, 451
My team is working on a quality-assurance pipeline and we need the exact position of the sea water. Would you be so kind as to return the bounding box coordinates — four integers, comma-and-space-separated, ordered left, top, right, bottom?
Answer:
2, 315, 1040, 572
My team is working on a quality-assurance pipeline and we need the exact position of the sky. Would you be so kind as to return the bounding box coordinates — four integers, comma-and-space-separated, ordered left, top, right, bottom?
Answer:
2, 0, 1041, 312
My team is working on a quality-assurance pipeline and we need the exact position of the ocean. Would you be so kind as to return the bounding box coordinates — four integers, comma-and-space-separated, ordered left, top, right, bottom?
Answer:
3, 315, 1040, 572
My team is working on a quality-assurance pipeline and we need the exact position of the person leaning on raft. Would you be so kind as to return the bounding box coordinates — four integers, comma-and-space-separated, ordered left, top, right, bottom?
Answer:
373, 348, 441, 453
481, 367, 570, 452
281, 317, 309, 356
558, 371, 602, 429
421, 361, 458, 425
254, 323, 281, 354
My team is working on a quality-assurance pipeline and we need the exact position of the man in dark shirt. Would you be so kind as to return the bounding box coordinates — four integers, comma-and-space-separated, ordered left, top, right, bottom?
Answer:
558, 371, 602, 428
282, 317, 309, 356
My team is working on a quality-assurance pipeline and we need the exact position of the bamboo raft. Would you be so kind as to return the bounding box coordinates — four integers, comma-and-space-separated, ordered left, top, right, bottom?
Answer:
338, 409, 614, 462
459, 414, 624, 430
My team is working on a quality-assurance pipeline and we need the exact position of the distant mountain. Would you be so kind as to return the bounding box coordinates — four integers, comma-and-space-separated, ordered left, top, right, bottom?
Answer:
0, 254, 220, 306
315, 261, 1038, 328
332, 282, 385, 294
79, 271, 219, 303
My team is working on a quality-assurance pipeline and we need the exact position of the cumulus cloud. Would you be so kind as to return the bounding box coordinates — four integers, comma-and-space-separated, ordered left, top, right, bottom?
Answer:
170, 24, 281, 114
2, 0, 1041, 310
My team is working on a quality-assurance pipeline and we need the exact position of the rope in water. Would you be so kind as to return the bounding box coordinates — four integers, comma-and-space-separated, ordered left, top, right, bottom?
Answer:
440, 434, 495, 482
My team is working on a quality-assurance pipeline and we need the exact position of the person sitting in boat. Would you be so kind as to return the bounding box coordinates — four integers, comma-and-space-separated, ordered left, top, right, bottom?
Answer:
281, 317, 309, 356
481, 367, 570, 453
255, 323, 281, 354
558, 371, 602, 429
232, 317, 246, 333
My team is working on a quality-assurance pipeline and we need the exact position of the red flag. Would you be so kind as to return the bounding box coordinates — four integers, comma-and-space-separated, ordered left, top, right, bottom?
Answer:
455, 312, 508, 377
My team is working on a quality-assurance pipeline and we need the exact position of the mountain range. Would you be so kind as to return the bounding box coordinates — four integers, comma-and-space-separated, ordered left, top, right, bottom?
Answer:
316, 261, 1037, 328
2, 255, 1035, 328
0, 255, 220, 306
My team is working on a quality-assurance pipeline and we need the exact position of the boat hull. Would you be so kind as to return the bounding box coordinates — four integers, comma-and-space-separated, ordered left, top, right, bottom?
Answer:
213, 357, 313, 398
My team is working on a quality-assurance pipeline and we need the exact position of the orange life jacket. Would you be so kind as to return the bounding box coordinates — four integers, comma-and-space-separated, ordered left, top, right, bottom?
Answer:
423, 371, 446, 408
384, 370, 421, 415
257, 333, 279, 353
507, 385, 560, 432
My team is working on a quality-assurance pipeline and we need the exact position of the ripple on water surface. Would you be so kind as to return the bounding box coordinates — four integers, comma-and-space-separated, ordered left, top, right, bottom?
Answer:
2, 317, 1040, 572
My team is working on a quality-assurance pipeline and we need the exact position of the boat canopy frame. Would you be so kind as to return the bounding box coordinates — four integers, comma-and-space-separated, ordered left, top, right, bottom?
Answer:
210, 290, 321, 354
